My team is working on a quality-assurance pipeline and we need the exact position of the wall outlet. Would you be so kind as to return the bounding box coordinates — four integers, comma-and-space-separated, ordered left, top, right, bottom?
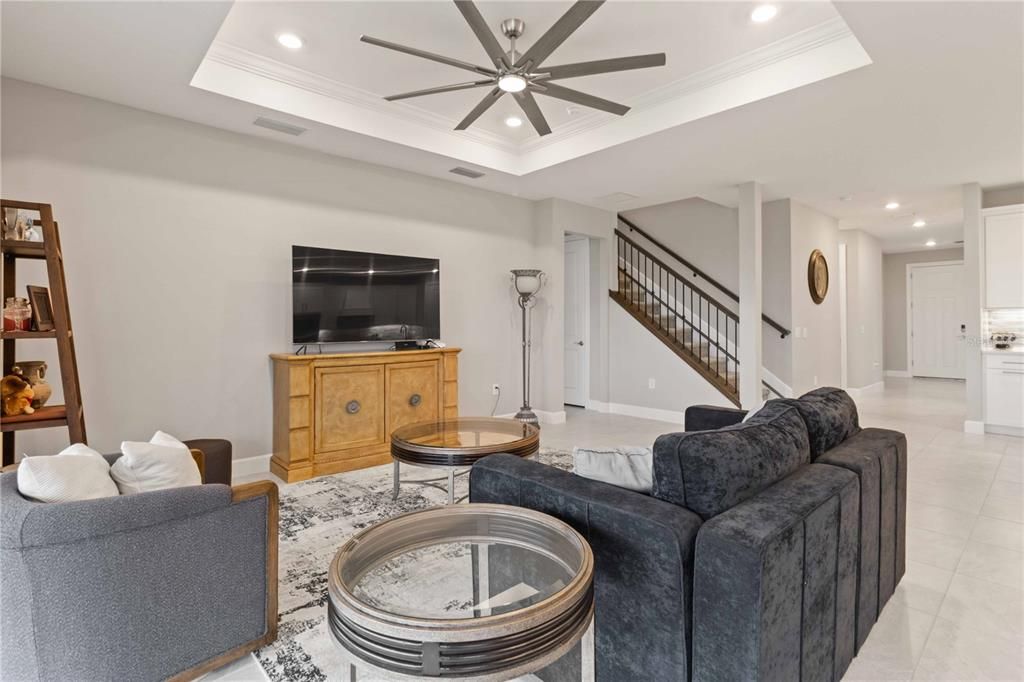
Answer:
648, 378, 656, 389
491, 384, 500, 396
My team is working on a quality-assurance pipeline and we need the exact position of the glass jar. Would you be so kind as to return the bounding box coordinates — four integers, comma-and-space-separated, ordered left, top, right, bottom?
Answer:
3, 297, 32, 332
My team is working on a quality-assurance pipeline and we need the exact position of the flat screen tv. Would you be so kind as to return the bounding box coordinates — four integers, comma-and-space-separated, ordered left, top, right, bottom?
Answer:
292, 245, 440, 344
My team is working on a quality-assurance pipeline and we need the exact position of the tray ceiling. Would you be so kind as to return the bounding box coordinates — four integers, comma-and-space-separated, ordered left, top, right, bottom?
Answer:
192, 1, 871, 175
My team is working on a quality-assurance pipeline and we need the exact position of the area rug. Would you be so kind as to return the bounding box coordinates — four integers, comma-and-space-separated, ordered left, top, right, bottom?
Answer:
255, 448, 573, 682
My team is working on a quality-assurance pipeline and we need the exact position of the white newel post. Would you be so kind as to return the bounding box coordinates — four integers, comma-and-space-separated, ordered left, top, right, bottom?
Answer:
738, 181, 764, 409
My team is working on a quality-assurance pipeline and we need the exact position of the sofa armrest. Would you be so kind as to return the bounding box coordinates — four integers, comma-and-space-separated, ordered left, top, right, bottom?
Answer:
470, 454, 702, 682
184, 438, 232, 485
684, 405, 746, 431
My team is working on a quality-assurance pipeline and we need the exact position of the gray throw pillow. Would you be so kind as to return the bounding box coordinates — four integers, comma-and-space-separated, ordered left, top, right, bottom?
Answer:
572, 446, 653, 493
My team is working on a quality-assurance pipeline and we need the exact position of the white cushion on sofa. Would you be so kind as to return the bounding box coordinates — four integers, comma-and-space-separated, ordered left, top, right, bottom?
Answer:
111, 432, 200, 495
17, 443, 119, 503
572, 446, 654, 493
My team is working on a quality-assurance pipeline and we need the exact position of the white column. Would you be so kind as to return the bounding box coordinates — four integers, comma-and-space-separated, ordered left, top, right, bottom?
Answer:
738, 181, 764, 409
963, 183, 984, 431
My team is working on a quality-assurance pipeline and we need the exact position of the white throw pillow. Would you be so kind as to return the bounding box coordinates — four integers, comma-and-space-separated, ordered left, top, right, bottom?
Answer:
110, 432, 201, 495
17, 443, 119, 503
572, 446, 654, 493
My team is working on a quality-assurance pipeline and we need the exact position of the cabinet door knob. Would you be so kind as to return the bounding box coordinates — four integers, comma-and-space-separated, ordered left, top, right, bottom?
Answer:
346, 400, 361, 414
409, 393, 422, 407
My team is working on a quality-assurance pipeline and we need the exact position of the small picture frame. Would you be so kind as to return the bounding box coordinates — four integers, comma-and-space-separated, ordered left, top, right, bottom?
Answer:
26, 286, 55, 332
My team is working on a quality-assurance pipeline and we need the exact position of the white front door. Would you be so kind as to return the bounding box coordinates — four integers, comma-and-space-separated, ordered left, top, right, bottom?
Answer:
911, 263, 967, 379
564, 237, 589, 407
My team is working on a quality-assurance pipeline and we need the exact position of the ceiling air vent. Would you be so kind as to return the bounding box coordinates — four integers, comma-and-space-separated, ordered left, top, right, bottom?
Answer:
449, 167, 485, 179
596, 192, 639, 203
253, 117, 307, 136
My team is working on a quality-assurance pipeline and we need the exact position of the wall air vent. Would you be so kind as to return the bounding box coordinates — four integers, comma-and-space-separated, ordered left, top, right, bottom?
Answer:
253, 117, 307, 136
954, 240, 964, 244
449, 167, 485, 179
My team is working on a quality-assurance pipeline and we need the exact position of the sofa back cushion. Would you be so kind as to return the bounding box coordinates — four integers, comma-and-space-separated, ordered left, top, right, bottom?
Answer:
784, 387, 861, 460
652, 401, 811, 520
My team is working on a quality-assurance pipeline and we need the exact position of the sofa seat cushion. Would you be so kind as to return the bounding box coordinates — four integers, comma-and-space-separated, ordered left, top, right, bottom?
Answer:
817, 427, 908, 650
782, 387, 861, 460
692, 463, 860, 682
653, 401, 810, 520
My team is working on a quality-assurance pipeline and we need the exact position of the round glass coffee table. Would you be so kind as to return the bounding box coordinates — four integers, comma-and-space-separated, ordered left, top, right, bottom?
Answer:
328, 503, 595, 681
391, 417, 540, 504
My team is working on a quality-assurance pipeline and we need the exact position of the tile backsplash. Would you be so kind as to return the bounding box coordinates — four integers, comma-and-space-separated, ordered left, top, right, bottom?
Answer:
984, 308, 1024, 340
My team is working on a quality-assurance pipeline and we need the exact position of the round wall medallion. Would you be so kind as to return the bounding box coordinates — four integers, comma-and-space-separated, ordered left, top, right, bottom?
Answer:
808, 249, 829, 304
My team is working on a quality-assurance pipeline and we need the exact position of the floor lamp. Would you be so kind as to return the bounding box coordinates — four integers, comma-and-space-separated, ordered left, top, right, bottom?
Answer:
511, 269, 545, 427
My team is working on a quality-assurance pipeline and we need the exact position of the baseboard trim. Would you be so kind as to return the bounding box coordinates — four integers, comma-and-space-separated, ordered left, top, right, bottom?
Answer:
586, 400, 611, 413
985, 424, 1024, 437
963, 420, 986, 434
234, 453, 272, 478
847, 381, 885, 399
884, 370, 911, 378
494, 410, 566, 425
606, 402, 684, 424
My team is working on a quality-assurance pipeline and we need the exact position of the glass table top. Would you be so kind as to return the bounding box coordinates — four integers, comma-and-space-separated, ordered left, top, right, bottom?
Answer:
391, 417, 538, 449
333, 505, 589, 623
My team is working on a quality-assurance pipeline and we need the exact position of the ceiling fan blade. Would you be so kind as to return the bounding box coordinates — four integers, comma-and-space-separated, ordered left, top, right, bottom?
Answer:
454, 1, 509, 70
455, 87, 504, 130
360, 35, 496, 76
513, 91, 552, 136
543, 53, 666, 80
532, 82, 629, 115
515, 0, 605, 69
385, 80, 495, 101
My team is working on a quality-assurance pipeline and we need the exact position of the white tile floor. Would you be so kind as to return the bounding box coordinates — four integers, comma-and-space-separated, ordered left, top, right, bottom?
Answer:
210, 378, 1024, 681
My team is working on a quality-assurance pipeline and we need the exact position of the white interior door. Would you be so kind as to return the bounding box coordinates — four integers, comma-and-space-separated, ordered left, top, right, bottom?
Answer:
910, 263, 966, 379
564, 236, 589, 407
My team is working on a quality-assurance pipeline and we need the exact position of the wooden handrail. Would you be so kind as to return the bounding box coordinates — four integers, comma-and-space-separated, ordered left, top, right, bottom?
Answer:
617, 216, 791, 338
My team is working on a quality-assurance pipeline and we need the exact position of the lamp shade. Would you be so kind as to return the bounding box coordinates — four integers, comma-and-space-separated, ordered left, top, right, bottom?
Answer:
511, 269, 544, 297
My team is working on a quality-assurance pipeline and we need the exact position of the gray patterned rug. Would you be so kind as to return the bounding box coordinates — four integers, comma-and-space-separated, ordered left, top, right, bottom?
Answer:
255, 448, 573, 682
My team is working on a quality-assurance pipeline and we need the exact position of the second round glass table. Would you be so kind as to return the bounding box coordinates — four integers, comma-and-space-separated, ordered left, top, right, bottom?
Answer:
390, 417, 540, 504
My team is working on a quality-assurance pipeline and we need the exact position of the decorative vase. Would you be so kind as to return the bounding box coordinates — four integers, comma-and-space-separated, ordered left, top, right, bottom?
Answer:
12, 360, 51, 408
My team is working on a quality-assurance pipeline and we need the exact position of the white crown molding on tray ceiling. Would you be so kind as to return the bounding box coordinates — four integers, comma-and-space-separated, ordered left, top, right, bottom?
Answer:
191, 17, 869, 177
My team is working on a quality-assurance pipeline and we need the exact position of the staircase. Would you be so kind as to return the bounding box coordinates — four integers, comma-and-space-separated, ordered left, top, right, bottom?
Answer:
611, 217, 789, 406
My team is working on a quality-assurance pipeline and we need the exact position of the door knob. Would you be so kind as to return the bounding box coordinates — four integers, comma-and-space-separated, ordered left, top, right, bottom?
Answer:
575, 340, 585, 346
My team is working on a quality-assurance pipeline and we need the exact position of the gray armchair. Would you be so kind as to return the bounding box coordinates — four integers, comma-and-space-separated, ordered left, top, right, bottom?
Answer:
0, 440, 278, 682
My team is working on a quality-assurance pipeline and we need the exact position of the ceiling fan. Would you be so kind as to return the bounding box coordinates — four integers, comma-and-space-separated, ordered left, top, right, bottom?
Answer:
360, 0, 666, 136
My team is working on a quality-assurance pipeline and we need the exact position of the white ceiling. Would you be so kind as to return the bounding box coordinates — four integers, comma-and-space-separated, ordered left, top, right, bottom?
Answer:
2, 1, 1022, 254
211, 1, 840, 140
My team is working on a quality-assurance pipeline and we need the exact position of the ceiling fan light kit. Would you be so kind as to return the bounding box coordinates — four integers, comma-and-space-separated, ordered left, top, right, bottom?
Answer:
360, 0, 666, 137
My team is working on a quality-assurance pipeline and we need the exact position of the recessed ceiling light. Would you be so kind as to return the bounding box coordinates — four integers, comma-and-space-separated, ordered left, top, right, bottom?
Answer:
750, 4, 778, 23
840, 195, 854, 202
913, 218, 926, 228
885, 201, 900, 210
498, 75, 527, 93
925, 239, 936, 247
277, 33, 303, 49
505, 116, 523, 128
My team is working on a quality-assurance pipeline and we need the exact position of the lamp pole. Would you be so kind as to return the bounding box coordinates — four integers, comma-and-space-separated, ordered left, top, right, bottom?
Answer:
511, 269, 544, 427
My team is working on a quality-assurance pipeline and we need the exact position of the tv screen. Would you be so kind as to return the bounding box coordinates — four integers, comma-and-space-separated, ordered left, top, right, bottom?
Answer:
292, 245, 440, 344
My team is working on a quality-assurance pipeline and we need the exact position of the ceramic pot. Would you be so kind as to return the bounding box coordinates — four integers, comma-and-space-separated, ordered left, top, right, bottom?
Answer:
12, 360, 51, 408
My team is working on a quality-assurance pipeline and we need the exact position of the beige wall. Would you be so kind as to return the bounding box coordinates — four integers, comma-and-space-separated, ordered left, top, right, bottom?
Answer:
882, 247, 965, 372
841, 230, 884, 388
789, 200, 842, 394
1, 79, 571, 458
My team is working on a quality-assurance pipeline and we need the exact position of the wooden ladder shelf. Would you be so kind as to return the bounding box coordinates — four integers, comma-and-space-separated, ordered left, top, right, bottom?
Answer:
1, 200, 86, 465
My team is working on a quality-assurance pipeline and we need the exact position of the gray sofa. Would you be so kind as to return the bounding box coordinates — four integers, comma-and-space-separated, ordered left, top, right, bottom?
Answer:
470, 387, 906, 682
0, 439, 279, 682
